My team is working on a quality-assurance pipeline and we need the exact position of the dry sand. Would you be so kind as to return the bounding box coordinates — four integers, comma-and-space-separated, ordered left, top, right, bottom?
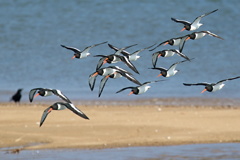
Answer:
0, 102, 240, 151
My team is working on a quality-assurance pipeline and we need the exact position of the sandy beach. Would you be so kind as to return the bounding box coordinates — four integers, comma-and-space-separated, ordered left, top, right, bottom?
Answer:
0, 101, 240, 151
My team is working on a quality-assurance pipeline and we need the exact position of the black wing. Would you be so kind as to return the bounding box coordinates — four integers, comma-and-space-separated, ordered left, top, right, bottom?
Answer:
116, 87, 135, 93
29, 88, 42, 102
98, 76, 110, 97
171, 17, 191, 26
63, 102, 89, 120
151, 51, 161, 68
89, 72, 98, 91
60, 45, 81, 53
52, 89, 72, 103
183, 83, 210, 86
149, 40, 168, 51
39, 107, 52, 127
217, 76, 240, 84
170, 49, 191, 61
118, 55, 139, 74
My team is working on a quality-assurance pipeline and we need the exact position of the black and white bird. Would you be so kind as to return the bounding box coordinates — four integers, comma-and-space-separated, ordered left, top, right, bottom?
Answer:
10, 88, 23, 103
98, 69, 141, 97
186, 31, 224, 40
89, 66, 141, 92
183, 76, 240, 93
150, 59, 191, 78
29, 88, 71, 103
171, 9, 218, 31
61, 41, 107, 59
149, 35, 188, 52
39, 102, 89, 127
108, 43, 156, 61
116, 80, 163, 95
94, 54, 139, 74
152, 49, 190, 67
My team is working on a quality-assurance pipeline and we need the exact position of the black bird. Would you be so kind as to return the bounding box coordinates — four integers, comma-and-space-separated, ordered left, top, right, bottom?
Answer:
10, 89, 23, 103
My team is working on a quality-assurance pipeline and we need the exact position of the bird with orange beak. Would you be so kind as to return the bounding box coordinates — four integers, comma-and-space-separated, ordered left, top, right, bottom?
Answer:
183, 76, 240, 93
171, 9, 218, 31
116, 80, 164, 95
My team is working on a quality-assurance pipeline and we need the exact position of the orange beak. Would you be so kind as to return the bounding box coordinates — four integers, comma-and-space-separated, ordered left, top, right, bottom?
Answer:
163, 42, 169, 45
72, 55, 76, 59
186, 37, 190, 41
158, 54, 162, 58
181, 27, 186, 32
128, 91, 133, 95
201, 89, 207, 93
34, 93, 40, 98
91, 72, 99, 77
103, 58, 109, 64
47, 108, 53, 113
157, 73, 162, 77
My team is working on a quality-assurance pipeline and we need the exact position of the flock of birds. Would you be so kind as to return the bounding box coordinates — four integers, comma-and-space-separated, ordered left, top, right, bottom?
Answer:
10, 9, 240, 127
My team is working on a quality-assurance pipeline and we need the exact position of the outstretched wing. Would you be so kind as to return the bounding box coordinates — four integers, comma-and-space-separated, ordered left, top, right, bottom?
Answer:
39, 107, 52, 127
60, 45, 81, 53
98, 76, 110, 97
29, 88, 42, 102
149, 40, 168, 51
171, 17, 191, 26
170, 49, 191, 61
116, 71, 142, 85
89, 72, 98, 91
202, 31, 224, 40
183, 83, 210, 86
179, 36, 188, 53
82, 41, 107, 54
53, 89, 72, 103
217, 76, 240, 84
108, 43, 131, 56
95, 56, 107, 71
192, 9, 218, 26
63, 102, 89, 120
151, 52, 161, 68
116, 87, 135, 93
118, 55, 139, 74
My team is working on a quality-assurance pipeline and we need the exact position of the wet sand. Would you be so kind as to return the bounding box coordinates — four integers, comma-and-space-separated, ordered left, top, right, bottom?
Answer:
0, 102, 240, 150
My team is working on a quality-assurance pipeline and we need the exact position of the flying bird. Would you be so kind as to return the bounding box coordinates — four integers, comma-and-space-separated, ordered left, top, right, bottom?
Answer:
29, 88, 71, 103
89, 66, 140, 91
186, 31, 224, 40
108, 43, 156, 61
152, 49, 190, 67
183, 76, 240, 93
171, 9, 218, 31
149, 35, 188, 52
39, 102, 89, 127
10, 88, 23, 103
150, 59, 191, 78
61, 41, 107, 59
116, 80, 164, 95
98, 69, 141, 97
94, 54, 139, 74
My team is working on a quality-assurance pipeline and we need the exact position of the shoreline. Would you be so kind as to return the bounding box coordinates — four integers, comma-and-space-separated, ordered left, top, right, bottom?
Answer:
0, 102, 240, 151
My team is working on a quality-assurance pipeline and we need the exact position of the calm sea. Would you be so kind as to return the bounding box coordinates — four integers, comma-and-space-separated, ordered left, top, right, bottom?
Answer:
0, 0, 240, 103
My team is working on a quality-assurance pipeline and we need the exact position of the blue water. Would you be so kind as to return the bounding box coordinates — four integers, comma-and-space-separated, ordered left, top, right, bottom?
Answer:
1, 0, 240, 103
1, 143, 240, 160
